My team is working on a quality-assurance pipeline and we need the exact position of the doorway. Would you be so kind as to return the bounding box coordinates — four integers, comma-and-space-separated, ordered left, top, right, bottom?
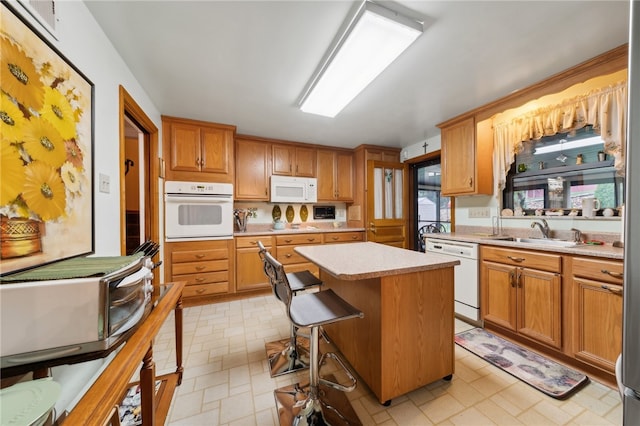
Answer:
118, 86, 159, 256
412, 156, 452, 249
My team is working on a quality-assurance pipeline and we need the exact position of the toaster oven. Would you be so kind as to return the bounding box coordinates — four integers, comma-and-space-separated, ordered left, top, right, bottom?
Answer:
0, 254, 154, 368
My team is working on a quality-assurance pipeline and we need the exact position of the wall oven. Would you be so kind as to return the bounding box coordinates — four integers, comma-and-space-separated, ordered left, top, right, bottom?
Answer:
164, 181, 234, 241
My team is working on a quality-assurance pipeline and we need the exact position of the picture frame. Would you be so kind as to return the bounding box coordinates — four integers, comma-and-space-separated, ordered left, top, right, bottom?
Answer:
0, 0, 94, 275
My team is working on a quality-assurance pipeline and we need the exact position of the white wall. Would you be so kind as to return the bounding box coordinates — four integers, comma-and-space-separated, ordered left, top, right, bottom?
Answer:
51, 1, 162, 256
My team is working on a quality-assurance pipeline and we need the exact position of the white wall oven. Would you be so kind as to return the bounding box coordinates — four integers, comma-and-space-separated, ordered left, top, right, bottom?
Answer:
164, 181, 234, 241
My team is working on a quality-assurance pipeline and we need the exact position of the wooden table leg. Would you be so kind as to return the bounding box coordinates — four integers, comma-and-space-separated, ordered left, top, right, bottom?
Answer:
175, 297, 184, 385
140, 345, 155, 426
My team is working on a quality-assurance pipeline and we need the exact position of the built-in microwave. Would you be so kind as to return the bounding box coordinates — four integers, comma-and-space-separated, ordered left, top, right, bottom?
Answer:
270, 176, 317, 203
164, 181, 234, 241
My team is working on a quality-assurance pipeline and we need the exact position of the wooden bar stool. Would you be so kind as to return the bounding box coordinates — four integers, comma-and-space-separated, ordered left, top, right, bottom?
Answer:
257, 241, 323, 377
262, 251, 363, 425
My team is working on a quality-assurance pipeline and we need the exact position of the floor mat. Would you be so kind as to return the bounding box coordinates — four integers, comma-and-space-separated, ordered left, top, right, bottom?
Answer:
455, 328, 588, 399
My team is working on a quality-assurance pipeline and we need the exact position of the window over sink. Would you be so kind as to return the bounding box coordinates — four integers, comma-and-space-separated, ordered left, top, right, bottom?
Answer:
503, 126, 625, 215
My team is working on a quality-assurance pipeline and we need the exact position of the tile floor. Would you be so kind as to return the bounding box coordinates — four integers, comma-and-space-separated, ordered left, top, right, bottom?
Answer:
151, 295, 622, 425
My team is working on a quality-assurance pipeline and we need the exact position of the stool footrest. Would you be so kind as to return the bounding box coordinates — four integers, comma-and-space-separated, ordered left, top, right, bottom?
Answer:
319, 352, 357, 393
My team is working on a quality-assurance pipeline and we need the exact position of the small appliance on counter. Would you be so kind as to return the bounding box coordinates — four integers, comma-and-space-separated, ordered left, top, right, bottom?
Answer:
0, 248, 157, 369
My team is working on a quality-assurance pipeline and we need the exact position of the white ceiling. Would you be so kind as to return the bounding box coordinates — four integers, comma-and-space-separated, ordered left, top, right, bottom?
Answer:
85, 1, 630, 150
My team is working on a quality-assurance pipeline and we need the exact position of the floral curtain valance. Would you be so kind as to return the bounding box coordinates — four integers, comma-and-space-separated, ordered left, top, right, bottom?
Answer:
493, 80, 627, 195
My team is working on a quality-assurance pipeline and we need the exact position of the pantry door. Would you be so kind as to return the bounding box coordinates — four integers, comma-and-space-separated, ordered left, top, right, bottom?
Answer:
366, 161, 408, 248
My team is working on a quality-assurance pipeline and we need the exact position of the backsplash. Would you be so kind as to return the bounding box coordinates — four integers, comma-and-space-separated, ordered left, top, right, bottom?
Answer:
233, 201, 347, 225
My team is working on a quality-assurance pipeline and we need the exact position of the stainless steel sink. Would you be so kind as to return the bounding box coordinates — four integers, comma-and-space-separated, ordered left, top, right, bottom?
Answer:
500, 237, 578, 247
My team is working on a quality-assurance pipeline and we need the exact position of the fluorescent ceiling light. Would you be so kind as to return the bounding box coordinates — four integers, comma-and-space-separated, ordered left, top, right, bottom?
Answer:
299, 1, 423, 118
533, 136, 603, 155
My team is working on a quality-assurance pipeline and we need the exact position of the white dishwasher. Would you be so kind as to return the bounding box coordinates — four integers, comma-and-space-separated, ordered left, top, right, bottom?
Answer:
425, 238, 480, 324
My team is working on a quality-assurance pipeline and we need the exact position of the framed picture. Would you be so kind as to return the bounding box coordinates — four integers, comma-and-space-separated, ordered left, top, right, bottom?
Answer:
0, 1, 94, 275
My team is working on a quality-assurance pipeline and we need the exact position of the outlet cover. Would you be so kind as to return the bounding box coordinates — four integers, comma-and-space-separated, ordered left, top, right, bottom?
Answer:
469, 207, 490, 218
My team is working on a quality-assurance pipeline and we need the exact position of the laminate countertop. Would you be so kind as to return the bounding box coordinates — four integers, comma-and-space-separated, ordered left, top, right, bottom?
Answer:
423, 233, 624, 260
295, 241, 459, 280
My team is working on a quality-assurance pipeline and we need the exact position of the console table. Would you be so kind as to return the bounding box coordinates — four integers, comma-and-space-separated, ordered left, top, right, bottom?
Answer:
62, 281, 185, 425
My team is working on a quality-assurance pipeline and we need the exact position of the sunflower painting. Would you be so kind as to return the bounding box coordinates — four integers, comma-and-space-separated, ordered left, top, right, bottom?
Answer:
0, 3, 93, 274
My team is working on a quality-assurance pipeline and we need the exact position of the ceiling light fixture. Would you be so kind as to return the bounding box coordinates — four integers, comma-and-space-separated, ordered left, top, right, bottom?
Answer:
298, 1, 423, 118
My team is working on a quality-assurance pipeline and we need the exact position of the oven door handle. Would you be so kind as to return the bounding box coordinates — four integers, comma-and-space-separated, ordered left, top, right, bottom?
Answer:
165, 195, 232, 204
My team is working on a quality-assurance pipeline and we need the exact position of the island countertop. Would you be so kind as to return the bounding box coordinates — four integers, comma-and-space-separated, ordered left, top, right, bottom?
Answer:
294, 241, 459, 280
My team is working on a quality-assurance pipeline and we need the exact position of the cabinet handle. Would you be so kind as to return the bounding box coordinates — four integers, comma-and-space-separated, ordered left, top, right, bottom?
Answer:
285, 239, 293, 243
250, 241, 257, 246
369, 223, 376, 234
509, 270, 516, 288
601, 284, 623, 295
195, 277, 205, 282
195, 266, 206, 271
507, 256, 525, 263
601, 269, 623, 279
290, 164, 292, 172
517, 270, 523, 288
195, 157, 200, 167
285, 254, 292, 258
196, 288, 206, 294
351, 236, 358, 240
468, 177, 473, 187
265, 188, 268, 195
331, 236, 339, 240
195, 254, 205, 259
307, 238, 317, 242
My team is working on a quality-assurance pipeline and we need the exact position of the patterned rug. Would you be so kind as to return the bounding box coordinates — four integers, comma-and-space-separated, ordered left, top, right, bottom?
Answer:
455, 328, 588, 399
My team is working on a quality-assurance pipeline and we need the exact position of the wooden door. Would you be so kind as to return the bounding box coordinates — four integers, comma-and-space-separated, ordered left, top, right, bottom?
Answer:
272, 144, 293, 176
517, 268, 562, 348
481, 261, 517, 331
441, 117, 475, 195
295, 146, 316, 177
169, 122, 201, 173
366, 160, 407, 247
335, 152, 354, 201
235, 138, 270, 200
316, 149, 336, 200
573, 276, 623, 371
200, 126, 232, 179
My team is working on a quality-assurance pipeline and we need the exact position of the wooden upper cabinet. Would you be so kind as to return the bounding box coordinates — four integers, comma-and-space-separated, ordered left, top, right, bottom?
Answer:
439, 117, 492, 196
272, 144, 316, 177
235, 137, 270, 200
162, 116, 235, 183
317, 149, 354, 202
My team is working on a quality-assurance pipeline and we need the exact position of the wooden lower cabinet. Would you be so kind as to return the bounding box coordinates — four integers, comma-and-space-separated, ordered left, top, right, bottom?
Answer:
165, 240, 233, 305
235, 235, 274, 292
481, 246, 562, 349
275, 233, 322, 277
323, 231, 364, 244
572, 257, 624, 373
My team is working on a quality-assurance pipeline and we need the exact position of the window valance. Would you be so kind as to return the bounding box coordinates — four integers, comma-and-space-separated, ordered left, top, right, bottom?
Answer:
493, 80, 627, 195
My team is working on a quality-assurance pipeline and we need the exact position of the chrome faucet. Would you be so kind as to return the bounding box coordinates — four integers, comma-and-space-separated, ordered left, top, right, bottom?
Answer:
531, 219, 550, 239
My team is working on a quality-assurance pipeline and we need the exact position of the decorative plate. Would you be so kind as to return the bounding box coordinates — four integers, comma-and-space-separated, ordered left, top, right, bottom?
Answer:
285, 205, 295, 223
300, 205, 308, 222
0, 378, 61, 426
272, 205, 281, 221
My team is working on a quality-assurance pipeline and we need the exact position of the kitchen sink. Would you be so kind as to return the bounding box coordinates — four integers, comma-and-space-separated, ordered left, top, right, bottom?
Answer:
499, 237, 578, 247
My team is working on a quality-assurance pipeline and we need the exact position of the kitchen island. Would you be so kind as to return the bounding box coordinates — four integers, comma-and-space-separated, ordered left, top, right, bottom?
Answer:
295, 242, 460, 404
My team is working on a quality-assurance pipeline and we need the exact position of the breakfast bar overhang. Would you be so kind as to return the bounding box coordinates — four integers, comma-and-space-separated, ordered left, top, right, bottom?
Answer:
295, 242, 460, 404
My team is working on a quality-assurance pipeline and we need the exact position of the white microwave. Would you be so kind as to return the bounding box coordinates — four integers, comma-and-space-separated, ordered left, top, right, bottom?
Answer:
270, 176, 317, 203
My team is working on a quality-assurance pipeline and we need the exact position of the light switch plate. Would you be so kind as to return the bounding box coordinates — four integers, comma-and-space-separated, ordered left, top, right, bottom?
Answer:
99, 173, 110, 193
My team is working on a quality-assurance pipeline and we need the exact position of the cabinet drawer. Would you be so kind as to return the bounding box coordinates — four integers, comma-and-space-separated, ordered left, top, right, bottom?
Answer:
284, 262, 319, 277
174, 271, 228, 286
235, 236, 274, 249
172, 259, 229, 275
481, 246, 561, 273
276, 246, 307, 265
572, 257, 623, 285
276, 234, 322, 245
182, 282, 229, 298
324, 232, 364, 243
171, 248, 228, 263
